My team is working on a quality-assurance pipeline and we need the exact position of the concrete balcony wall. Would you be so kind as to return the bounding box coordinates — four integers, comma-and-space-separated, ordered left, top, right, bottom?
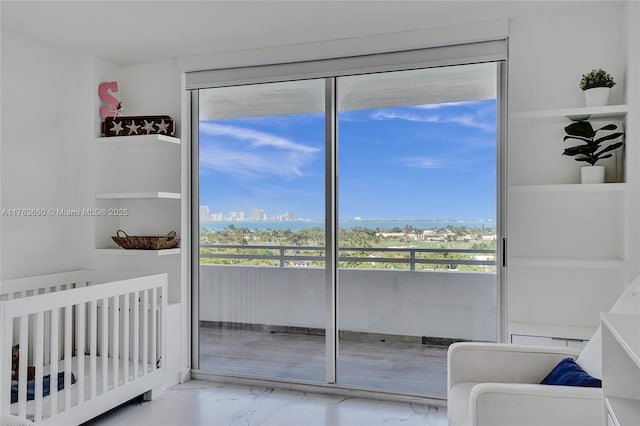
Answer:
200, 264, 497, 341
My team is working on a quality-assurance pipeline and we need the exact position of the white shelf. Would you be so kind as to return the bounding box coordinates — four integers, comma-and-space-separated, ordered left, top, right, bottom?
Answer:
508, 256, 626, 269
96, 248, 181, 256
509, 183, 626, 194
510, 104, 629, 121
605, 397, 640, 426
96, 192, 181, 200
602, 313, 640, 368
95, 134, 180, 145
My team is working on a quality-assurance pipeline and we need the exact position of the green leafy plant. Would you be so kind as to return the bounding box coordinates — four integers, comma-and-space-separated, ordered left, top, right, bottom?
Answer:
580, 69, 616, 90
563, 120, 624, 166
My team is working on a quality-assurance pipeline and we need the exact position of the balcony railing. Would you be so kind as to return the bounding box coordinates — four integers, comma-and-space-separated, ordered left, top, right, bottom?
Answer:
200, 244, 496, 271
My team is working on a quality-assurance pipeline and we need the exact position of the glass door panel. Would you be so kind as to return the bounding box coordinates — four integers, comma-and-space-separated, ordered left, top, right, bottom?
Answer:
336, 63, 499, 396
198, 79, 326, 382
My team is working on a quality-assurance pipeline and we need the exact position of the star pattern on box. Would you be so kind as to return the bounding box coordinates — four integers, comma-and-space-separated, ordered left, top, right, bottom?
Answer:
110, 120, 124, 135
142, 120, 156, 133
102, 115, 174, 137
126, 121, 141, 135
156, 119, 169, 134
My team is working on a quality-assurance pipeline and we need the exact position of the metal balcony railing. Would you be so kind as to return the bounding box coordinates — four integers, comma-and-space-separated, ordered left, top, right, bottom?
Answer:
200, 244, 496, 271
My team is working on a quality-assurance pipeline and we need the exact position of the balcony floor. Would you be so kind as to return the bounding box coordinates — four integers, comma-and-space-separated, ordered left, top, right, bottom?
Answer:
198, 325, 448, 398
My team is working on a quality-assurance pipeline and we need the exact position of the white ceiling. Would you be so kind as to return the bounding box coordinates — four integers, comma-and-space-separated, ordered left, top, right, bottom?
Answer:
0, 0, 611, 66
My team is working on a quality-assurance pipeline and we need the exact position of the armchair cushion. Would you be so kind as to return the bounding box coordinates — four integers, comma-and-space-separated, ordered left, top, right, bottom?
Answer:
540, 357, 601, 387
470, 383, 602, 426
448, 342, 580, 387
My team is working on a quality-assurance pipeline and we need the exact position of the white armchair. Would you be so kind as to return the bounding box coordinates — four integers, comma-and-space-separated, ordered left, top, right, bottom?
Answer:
447, 343, 602, 426
448, 277, 640, 426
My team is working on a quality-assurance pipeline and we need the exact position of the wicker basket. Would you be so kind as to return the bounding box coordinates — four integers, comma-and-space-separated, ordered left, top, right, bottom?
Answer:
112, 230, 180, 250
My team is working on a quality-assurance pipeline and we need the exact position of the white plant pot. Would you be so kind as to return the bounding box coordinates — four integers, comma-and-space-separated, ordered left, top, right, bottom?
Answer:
584, 87, 611, 107
581, 165, 605, 184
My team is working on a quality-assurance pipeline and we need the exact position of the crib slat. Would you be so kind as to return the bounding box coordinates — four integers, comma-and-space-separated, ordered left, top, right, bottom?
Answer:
160, 286, 166, 369
123, 294, 130, 383
43, 287, 51, 366
89, 300, 97, 400
101, 297, 108, 395
112, 295, 120, 389
142, 289, 149, 375
1, 309, 12, 417
133, 291, 140, 379
77, 302, 85, 404
34, 311, 44, 422
151, 287, 157, 372
18, 314, 28, 418
64, 305, 72, 410
50, 308, 59, 415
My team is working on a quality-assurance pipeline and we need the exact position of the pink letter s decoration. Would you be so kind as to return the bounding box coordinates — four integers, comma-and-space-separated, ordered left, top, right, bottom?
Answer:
99, 81, 121, 118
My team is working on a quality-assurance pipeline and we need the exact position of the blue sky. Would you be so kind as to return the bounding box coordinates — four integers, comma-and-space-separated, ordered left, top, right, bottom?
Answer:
199, 99, 496, 221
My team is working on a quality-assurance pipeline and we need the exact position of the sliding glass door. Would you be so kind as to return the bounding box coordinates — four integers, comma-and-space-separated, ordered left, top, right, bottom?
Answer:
196, 79, 327, 382
193, 60, 503, 397
336, 64, 499, 396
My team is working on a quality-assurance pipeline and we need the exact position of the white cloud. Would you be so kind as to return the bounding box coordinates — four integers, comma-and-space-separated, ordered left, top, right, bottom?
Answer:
371, 110, 440, 123
199, 122, 320, 178
414, 100, 486, 110
371, 109, 494, 131
402, 157, 447, 169
446, 114, 495, 131
200, 122, 319, 154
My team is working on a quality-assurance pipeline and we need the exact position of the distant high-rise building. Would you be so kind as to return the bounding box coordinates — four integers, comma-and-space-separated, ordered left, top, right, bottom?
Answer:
252, 208, 266, 221
229, 211, 245, 221
199, 205, 211, 222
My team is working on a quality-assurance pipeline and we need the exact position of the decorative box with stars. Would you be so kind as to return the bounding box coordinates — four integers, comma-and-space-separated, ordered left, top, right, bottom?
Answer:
102, 115, 175, 137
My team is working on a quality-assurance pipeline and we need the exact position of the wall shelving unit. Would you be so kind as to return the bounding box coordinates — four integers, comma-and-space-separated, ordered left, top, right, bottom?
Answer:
509, 183, 626, 194
95, 248, 181, 256
96, 192, 181, 200
95, 134, 180, 145
507, 104, 628, 345
93, 134, 181, 255
510, 104, 629, 121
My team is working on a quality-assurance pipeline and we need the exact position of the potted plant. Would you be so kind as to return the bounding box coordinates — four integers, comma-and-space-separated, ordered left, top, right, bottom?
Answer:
562, 120, 624, 184
580, 69, 616, 107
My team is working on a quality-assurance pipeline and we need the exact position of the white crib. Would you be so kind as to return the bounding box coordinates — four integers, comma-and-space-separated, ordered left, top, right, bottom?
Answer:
0, 270, 168, 425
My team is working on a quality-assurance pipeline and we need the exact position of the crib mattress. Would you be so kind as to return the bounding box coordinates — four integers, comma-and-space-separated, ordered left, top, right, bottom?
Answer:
10, 355, 157, 421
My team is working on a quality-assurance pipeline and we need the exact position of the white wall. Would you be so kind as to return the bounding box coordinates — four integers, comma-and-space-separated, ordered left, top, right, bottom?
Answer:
117, 61, 182, 136
624, 1, 640, 280
509, 5, 626, 112
0, 30, 94, 278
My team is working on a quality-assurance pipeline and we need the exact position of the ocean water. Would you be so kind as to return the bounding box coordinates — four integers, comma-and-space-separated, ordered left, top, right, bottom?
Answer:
201, 219, 495, 232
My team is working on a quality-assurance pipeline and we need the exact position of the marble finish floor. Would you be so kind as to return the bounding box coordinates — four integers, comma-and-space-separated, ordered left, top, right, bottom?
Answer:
198, 327, 448, 397
85, 380, 448, 426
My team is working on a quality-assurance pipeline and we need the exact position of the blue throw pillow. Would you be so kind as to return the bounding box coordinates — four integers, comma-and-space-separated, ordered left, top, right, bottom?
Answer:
540, 357, 601, 387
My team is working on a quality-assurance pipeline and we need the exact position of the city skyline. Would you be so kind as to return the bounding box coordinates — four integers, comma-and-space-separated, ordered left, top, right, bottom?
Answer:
199, 204, 496, 224
199, 99, 497, 221
200, 205, 301, 223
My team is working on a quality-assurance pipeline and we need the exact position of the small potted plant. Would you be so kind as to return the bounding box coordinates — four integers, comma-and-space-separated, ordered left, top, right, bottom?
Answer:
580, 69, 616, 107
562, 120, 624, 183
